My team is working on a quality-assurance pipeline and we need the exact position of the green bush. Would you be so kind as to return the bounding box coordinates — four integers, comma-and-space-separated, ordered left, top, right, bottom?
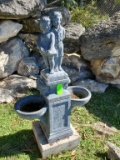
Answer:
71, 5, 108, 28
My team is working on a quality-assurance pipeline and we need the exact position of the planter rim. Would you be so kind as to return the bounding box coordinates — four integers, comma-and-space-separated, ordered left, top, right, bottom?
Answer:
14, 95, 47, 116
67, 86, 91, 101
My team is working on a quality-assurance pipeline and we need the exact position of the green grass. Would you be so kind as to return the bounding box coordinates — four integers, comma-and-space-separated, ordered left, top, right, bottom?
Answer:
0, 87, 120, 160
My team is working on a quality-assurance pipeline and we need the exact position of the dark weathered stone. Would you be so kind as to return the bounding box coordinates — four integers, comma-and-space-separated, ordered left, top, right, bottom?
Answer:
0, 0, 46, 19
63, 54, 85, 72
0, 74, 37, 98
0, 20, 23, 43
30, 52, 44, 69
18, 33, 39, 52
0, 38, 30, 79
63, 54, 94, 83
64, 23, 85, 44
42, 7, 71, 26
64, 43, 80, 53
21, 18, 41, 33
80, 12, 120, 61
64, 23, 85, 53
111, 84, 120, 89
17, 57, 39, 76
72, 79, 109, 93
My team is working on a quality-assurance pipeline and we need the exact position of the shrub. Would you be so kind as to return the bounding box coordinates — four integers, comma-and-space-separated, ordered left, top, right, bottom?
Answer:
71, 5, 108, 28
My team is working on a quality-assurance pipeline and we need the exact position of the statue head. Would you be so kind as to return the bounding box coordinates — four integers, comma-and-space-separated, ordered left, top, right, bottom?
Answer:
39, 16, 51, 33
51, 11, 62, 28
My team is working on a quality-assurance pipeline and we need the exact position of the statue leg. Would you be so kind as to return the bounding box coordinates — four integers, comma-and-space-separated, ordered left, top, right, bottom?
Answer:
43, 56, 50, 72
49, 55, 55, 74
58, 47, 63, 71
58, 56, 63, 71
54, 54, 58, 72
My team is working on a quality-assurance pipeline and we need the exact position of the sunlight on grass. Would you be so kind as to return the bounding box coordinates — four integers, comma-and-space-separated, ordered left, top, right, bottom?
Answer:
0, 87, 120, 160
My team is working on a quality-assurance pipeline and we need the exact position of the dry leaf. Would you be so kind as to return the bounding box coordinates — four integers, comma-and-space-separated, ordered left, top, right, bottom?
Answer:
71, 150, 76, 156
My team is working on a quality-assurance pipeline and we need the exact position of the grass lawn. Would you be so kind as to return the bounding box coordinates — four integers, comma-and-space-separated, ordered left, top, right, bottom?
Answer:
0, 86, 120, 160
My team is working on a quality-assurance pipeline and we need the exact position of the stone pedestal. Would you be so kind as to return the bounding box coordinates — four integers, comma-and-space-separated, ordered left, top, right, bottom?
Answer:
32, 121, 80, 158
37, 69, 70, 96
40, 89, 72, 143
36, 69, 73, 143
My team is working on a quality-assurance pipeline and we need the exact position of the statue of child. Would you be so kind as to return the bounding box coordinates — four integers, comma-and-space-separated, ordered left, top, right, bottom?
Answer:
38, 16, 57, 74
51, 11, 65, 71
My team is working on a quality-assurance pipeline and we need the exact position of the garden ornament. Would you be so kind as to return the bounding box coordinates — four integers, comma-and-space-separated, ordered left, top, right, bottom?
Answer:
14, 11, 91, 157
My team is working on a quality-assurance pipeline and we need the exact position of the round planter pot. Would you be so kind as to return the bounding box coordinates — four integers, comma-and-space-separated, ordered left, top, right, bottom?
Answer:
14, 95, 47, 120
67, 86, 91, 107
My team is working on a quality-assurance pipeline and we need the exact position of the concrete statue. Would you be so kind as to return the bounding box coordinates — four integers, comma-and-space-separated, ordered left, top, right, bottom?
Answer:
51, 11, 65, 71
14, 11, 91, 158
38, 16, 57, 74
38, 12, 65, 73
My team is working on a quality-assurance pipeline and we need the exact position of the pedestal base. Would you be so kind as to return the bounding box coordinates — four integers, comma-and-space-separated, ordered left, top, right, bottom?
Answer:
32, 121, 80, 158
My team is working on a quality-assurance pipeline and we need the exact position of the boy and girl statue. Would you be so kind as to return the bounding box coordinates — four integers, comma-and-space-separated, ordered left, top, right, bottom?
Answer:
38, 11, 65, 74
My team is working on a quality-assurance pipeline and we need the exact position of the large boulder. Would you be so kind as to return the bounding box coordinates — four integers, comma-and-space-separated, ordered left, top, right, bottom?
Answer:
65, 23, 85, 44
80, 12, 120, 85
30, 52, 45, 69
0, 74, 37, 98
17, 57, 39, 76
0, 0, 46, 19
91, 57, 120, 85
64, 23, 85, 53
72, 79, 109, 93
62, 54, 94, 83
0, 20, 23, 43
21, 18, 41, 33
0, 38, 30, 79
80, 12, 120, 61
18, 33, 39, 52
0, 88, 15, 103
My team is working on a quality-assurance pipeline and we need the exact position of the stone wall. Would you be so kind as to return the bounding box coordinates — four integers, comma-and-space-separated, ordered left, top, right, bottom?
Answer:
0, 0, 119, 103
80, 12, 120, 88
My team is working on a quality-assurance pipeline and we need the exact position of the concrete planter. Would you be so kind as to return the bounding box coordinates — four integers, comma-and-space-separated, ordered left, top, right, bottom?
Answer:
14, 95, 47, 120
67, 86, 91, 108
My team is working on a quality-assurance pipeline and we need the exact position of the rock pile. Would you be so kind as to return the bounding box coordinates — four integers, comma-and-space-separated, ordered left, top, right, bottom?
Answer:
0, 0, 119, 103
80, 12, 120, 87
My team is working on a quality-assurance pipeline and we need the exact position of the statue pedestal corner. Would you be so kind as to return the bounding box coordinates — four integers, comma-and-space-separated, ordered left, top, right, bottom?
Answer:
32, 121, 80, 158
